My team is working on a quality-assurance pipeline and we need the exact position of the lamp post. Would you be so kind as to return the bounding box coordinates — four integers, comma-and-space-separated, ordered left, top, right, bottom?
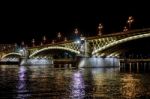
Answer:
40, 42, 43, 46
14, 43, 17, 52
123, 26, 128, 32
14, 43, 17, 48
32, 38, 35, 47
98, 23, 103, 36
43, 35, 46, 44
74, 28, 80, 41
74, 28, 78, 35
127, 16, 134, 30
52, 40, 55, 44
21, 41, 25, 51
21, 41, 25, 46
57, 32, 61, 39
64, 37, 67, 42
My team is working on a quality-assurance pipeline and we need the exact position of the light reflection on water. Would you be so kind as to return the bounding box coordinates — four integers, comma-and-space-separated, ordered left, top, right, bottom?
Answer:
0, 65, 150, 98
70, 71, 85, 99
16, 66, 31, 98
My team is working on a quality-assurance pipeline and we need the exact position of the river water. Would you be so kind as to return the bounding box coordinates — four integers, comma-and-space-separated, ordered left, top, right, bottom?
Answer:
0, 65, 150, 98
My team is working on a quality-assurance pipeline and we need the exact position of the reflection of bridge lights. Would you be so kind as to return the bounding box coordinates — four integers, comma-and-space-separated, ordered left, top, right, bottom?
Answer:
74, 71, 81, 78
17, 66, 31, 98
18, 66, 27, 80
70, 71, 85, 98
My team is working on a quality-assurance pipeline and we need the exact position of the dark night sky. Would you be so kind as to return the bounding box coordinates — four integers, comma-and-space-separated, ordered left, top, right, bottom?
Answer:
0, 1, 150, 44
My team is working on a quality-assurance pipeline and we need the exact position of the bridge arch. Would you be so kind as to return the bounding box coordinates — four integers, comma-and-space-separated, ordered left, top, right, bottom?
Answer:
92, 33, 150, 55
1, 52, 22, 59
29, 46, 80, 58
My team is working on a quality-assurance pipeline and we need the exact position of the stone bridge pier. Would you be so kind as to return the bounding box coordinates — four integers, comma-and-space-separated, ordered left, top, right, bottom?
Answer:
80, 37, 92, 57
19, 48, 30, 65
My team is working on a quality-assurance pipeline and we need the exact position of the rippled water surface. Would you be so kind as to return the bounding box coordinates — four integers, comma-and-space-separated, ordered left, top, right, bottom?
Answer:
0, 65, 150, 98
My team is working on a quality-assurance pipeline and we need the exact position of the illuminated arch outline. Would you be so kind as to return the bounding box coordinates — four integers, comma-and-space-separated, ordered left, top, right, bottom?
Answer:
92, 33, 150, 55
1, 53, 21, 59
29, 46, 80, 58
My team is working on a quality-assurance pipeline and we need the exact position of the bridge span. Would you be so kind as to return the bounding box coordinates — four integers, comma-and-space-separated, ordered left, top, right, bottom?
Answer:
0, 28, 150, 67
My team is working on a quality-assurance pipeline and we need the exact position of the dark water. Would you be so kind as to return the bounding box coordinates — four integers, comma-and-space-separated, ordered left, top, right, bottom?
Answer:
0, 65, 150, 99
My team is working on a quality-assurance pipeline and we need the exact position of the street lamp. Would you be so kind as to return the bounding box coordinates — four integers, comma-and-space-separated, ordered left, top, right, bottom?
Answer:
98, 23, 103, 36
74, 28, 81, 41
14, 43, 17, 52
3, 46, 6, 50
123, 26, 128, 32
52, 40, 55, 44
32, 38, 35, 47
64, 37, 67, 42
21, 41, 25, 46
127, 16, 134, 30
43, 35, 46, 44
74, 28, 79, 35
57, 32, 61, 38
14, 43, 17, 47
40, 42, 43, 46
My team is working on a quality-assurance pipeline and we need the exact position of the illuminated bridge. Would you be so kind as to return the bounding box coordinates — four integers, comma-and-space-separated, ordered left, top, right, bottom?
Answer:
0, 28, 150, 66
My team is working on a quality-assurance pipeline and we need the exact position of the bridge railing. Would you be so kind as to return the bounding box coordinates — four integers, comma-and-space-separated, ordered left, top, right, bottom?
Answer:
28, 40, 75, 49
87, 28, 150, 40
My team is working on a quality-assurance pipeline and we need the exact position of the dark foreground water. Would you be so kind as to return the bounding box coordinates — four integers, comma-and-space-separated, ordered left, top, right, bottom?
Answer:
0, 65, 150, 99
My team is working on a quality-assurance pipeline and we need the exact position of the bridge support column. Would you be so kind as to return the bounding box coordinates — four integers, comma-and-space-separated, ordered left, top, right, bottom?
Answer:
19, 48, 30, 65
20, 57, 28, 65
80, 37, 92, 57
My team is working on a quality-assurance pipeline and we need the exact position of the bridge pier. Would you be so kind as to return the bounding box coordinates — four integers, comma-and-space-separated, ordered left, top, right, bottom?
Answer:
20, 57, 29, 65
80, 37, 92, 58
19, 48, 30, 65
